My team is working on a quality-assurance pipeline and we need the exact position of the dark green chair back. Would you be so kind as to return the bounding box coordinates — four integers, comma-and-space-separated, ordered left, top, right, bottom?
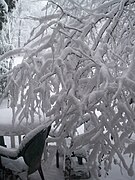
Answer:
19, 126, 51, 175
0, 136, 5, 170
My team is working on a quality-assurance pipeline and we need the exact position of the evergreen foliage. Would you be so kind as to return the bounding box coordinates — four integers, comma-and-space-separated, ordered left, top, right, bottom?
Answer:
0, 1, 7, 30
0, 0, 17, 30
5, 0, 17, 12
0, 0, 17, 96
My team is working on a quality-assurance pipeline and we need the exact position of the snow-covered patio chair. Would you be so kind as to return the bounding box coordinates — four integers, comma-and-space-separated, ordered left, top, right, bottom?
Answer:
0, 123, 51, 180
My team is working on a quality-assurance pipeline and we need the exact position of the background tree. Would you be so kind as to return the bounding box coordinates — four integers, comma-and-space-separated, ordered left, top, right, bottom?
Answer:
0, 0, 17, 96
10, 0, 45, 48
1, 0, 135, 179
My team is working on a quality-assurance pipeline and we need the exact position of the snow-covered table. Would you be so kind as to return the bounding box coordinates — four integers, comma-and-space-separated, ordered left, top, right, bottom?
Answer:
0, 100, 43, 147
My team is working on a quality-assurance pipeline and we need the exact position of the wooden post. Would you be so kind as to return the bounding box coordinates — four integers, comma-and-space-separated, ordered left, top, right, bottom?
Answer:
0, 136, 5, 147
10, 135, 15, 148
77, 156, 83, 165
56, 150, 59, 168
18, 135, 21, 144
64, 155, 71, 180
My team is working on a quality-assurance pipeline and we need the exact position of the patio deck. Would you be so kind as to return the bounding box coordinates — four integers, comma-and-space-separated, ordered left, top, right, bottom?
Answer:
29, 162, 64, 180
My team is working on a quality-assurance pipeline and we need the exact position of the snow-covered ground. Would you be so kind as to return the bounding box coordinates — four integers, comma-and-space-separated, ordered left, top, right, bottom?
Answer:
100, 157, 135, 180
0, 99, 135, 180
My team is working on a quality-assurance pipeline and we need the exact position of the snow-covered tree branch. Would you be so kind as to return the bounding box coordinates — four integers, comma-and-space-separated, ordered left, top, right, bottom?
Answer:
1, 0, 135, 178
